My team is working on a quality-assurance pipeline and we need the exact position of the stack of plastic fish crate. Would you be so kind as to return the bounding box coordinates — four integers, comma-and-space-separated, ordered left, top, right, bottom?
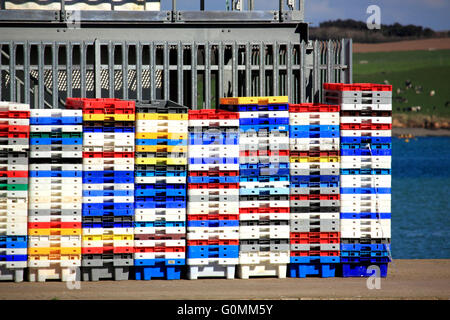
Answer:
134, 101, 188, 280
187, 109, 240, 280
27, 109, 82, 282
221, 97, 290, 279
0, 102, 29, 282
323, 83, 392, 277
66, 98, 135, 281
288, 103, 341, 278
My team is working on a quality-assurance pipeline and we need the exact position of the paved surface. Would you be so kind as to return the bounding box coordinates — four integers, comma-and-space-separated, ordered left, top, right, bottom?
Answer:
0, 260, 449, 300
393, 128, 450, 137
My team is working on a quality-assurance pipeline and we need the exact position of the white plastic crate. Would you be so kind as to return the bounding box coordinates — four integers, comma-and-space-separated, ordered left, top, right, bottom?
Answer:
340, 116, 392, 124
239, 251, 290, 265
340, 104, 392, 111
340, 130, 392, 137
134, 239, 186, 247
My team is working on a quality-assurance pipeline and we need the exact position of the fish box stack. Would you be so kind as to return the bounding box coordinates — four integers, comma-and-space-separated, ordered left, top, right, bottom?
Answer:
0, 102, 30, 282
323, 83, 392, 277
187, 109, 240, 280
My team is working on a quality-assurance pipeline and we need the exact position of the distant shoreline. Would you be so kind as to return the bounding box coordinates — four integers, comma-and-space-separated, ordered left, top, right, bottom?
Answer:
353, 38, 450, 53
393, 127, 450, 137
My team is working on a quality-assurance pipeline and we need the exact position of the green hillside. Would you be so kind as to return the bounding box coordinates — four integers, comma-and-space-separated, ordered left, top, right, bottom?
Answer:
353, 50, 450, 118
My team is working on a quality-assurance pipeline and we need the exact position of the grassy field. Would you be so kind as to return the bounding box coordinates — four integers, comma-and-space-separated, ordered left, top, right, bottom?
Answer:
353, 49, 450, 119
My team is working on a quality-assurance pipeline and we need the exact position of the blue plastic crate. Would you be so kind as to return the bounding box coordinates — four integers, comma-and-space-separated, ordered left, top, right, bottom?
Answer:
0, 255, 28, 262
239, 187, 290, 196
341, 263, 388, 277
291, 181, 339, 188
135, 190, 186, 197
340, 143, 392, 150
240, 124, 289, 133
240, 163, 290, 170
30, 116, 82, 125
134, 221, 186, 228
341, 250, 390, 258
290, 256, 340, 264
135, 184, 186, 190
30, 171, 82, 178
340, 187, 391, 194
340, 244, 391, 251
83, 177, 134, 184
134, 265, 183, 280
340, 257, 391, 264
240, 168, 290, 177
340, 212, 391, 219
83, 190, 134, 197
187, 245, 239, 259
82, 209, 134, 217
341, 149, 391, 156
134, 258, 185, 267
288, 263, 337, 278
187, 176, 240, 184
341, 137, 392, 144
239, 175, 289, 182
187, 220, 239, 228
239, 118, 289, 126
290, 131, 339, 139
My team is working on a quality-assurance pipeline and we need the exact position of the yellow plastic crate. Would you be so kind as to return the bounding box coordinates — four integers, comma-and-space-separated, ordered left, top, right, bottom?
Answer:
135, 132, 187, 140
135, 158, 187, 165
136, 145, 187, 153
220, 96, 288, 105
83, 114, 135, 121
82, 234, 133, 241
136, 113, 188, 121
29, 247, 81, 255
29, 229, 82, 236
28, 254, 81, 261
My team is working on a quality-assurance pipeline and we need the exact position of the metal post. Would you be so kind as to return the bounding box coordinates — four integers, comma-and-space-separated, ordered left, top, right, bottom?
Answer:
66, 43, 72, 99
52, 42, 58, 107
108, 41, 114, 98
172, 0, 176, 11
24, 42, 30, 104
200, 0, 205, 11
248, 0, 254, 11
94, 39, 101, 98
136, 42, 142, 101
9, 42, 15, 102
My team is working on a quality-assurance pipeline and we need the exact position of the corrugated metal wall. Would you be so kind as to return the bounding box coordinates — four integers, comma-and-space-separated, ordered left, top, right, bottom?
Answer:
0, 39, 352, 109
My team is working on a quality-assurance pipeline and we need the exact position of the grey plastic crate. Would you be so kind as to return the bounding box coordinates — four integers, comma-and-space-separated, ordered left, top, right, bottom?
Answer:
240, 243, 290, 252
258, 156, 290, 164
30, 145, 81, 152
81, 265, 130, 281
81, 258, 133, 268
290, 219, 340, 232
290, 243, 340, 251
324, 96, 392, 105
324, 90, 392, 99
0, 266, 24, 282
188, 195, 239, 202
28, 209, 82, 216
0, 138, 29, 146
0, 156, 28, 165
290, 200, 340, 207
4, 177, 28, 185
240, 220, 289, 227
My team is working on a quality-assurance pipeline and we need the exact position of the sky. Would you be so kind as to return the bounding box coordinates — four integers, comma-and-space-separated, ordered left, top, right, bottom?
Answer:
161, 0, 450, 31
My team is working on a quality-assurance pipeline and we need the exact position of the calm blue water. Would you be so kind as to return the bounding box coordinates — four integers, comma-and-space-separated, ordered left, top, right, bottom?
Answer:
392, 136, 450, 258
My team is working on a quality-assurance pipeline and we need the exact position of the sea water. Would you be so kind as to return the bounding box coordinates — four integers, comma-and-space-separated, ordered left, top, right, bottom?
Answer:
392, 136, 450, 258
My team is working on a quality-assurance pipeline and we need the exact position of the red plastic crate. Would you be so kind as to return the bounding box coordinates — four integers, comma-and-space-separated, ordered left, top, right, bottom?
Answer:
0, 171, 28, 178
240, 150, 289, 157
188, 109, 239, 120
28, 222, 82, 229
82, 246, 134, 254
290, 194, 340, 201
65, 98, 135, 111
323, 83, 392, 92
290, 232, 340, 244
0, 110, 30, 119
189, 170, 239, 177
289, 103, 340, 113
341, 123, 392, 130
239, 207, 290, 214
188, 183, 239, 189
82, 152, 135, 158
187, 214, 240, 221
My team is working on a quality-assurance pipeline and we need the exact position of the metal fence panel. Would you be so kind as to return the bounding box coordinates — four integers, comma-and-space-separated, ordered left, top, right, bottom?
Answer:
0, 39, 352, 109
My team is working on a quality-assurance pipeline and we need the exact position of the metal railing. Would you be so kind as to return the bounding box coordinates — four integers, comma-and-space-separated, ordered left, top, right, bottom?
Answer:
0, 39, 352, 109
